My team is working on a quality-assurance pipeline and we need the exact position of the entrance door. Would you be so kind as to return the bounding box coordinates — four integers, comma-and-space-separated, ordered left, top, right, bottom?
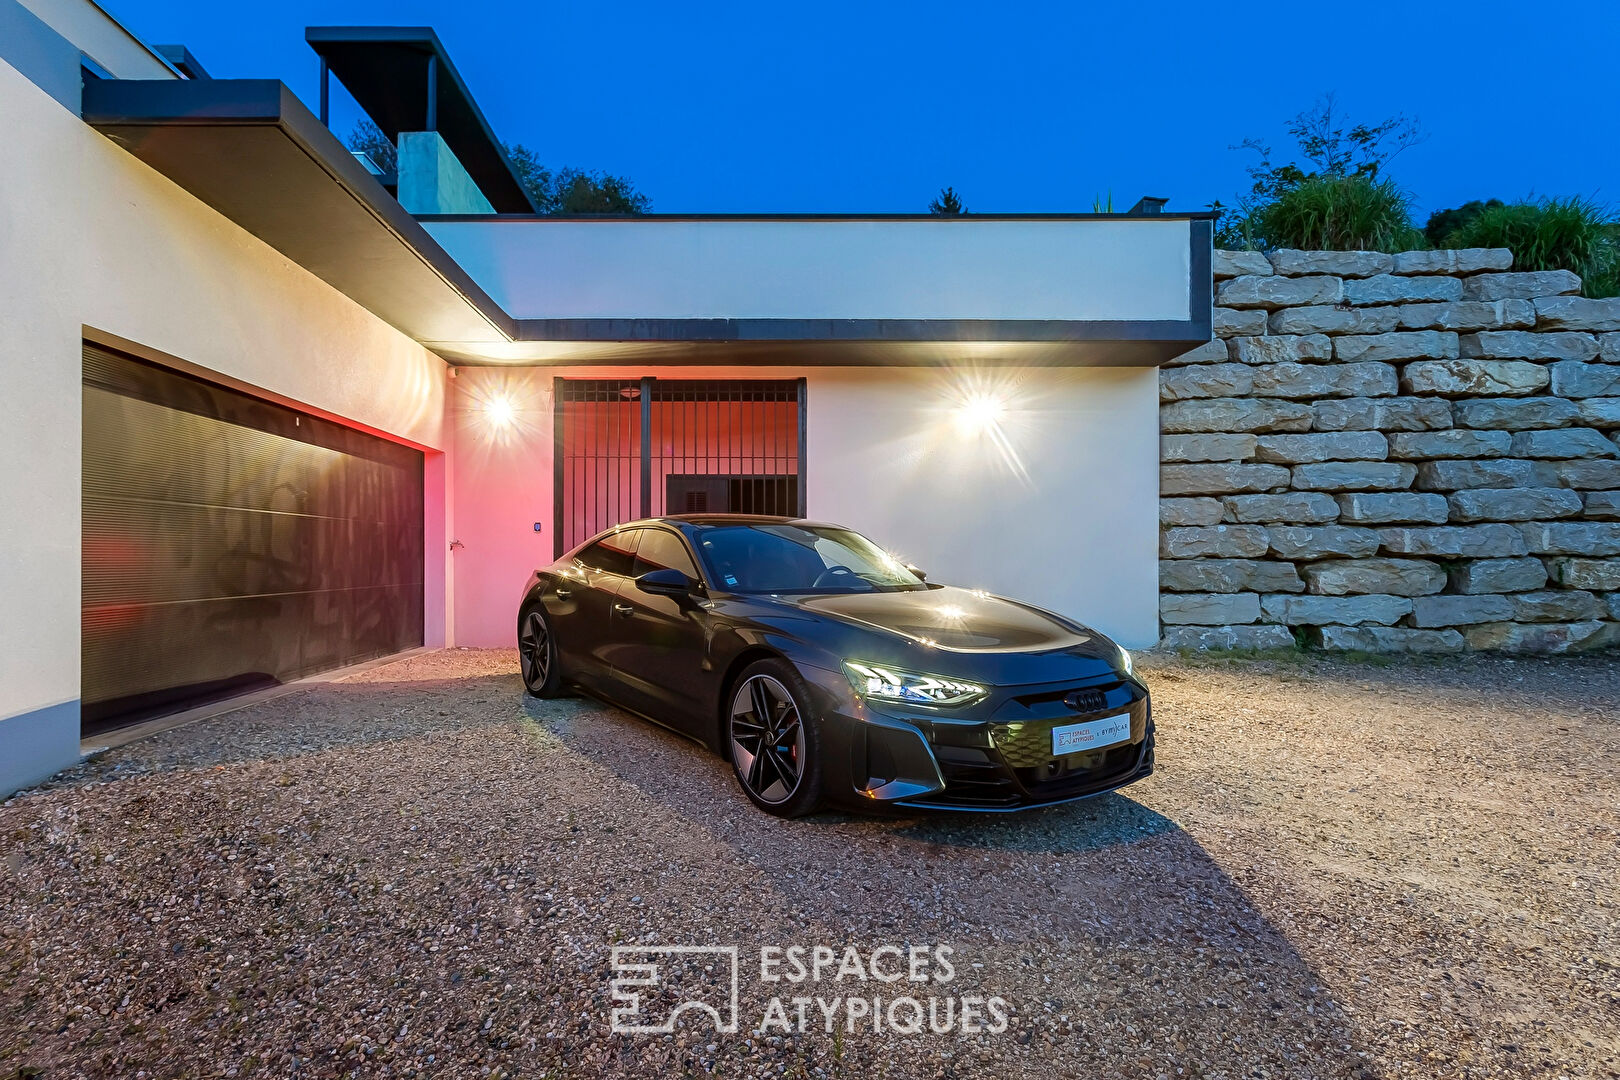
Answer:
554, 378, 805, 556
81, 344, 424, 733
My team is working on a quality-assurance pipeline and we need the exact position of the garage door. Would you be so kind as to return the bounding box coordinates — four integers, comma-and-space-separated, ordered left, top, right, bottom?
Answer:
82, 344, 424, 733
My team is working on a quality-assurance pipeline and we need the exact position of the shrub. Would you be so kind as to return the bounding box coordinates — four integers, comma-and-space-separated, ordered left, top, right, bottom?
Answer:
1448, 197, 1618, 298
1252, 174, 1422, 252
1424, 199, 1503, 247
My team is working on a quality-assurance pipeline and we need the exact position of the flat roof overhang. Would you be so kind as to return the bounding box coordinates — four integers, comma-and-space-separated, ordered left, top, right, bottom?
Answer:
305, 26, 536, 214
421, 214, 1214, 366
81, 77, 514, 346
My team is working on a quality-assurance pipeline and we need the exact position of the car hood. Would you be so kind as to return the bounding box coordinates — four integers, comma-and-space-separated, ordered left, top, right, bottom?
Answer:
791, 586, 1088, 652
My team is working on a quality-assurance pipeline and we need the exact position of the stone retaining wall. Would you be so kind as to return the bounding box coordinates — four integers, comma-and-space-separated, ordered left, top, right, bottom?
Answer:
1160, 247, 1620, 653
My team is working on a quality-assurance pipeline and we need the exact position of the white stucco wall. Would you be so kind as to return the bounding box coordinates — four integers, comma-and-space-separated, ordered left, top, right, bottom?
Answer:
0, 53, 453, 794
448, 364, 1159, 652
424, 218, 1193, 322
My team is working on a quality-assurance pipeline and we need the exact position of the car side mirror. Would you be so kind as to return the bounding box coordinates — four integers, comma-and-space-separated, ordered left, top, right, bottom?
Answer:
636, 568, 694, 596
907, 565, 927, 581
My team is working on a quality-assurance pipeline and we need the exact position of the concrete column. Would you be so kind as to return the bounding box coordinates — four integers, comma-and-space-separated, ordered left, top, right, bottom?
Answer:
395, 131, 495, 215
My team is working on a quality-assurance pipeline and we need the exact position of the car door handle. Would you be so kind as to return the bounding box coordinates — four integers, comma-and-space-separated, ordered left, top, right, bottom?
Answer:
612, 603, 633, 617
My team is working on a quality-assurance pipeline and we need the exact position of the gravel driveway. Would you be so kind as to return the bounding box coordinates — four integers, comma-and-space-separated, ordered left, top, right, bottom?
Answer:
2, 649, 1616, 1079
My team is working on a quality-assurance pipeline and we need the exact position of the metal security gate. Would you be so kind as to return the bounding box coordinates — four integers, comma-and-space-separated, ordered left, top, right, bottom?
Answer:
82, 344, 424, 733
554, 378, 806, 555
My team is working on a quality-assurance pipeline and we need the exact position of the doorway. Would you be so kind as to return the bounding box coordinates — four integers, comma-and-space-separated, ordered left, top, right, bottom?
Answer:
553, 377, 806, 556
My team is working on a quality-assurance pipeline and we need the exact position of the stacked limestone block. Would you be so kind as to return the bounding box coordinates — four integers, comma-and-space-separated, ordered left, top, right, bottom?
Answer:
1161, 247, 1620, 653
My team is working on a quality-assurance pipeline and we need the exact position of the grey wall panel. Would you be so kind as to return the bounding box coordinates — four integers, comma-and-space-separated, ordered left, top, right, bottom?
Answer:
82, 344, 423, 731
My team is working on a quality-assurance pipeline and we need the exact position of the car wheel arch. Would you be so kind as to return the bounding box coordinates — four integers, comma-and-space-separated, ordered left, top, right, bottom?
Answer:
714, 646, 791, 757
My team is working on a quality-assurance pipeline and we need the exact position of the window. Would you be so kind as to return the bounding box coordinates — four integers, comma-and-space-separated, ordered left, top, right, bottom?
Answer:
693, 524, 926, 594
575, 529, 640, 575
633, 528, 700, 582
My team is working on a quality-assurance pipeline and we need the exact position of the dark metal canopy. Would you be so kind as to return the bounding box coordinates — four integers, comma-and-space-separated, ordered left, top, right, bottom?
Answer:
305, 26, 536, 213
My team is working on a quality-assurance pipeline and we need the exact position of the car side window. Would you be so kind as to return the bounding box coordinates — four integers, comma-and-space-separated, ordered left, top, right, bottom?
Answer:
575, 529, 640, 576
633, 528, 700, 582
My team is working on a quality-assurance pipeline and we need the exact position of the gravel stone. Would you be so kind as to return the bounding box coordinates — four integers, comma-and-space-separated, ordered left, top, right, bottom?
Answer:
1161, 463, 1290, 496
1461, 269, 1582, 301
1577, 398, 1620, 429
1415, 458, 1559, 491
1510, 427, 1619, 459
1391, 248, 1513, 274
1161, 497, 1225, 526
1387, 430, 1512, 459
1447, 487, 1585, 522
1517, 521, 1620, 555
1160, 592, 1261, 625
1464, 619, 1620, 653
1377, 524, 1530, 557
1250, 361, 1397, 399
1508, 589, 1607, 622
1533, 295, 1620, 331
1213, 307, 1270, 338
1401, 359, 1550, 396
1333, 331, 1458, 363
1258, 593, 1413, 626
7, 648, 1620, 1079
1268, 249, 1392, 277
1311, 397, 1453, 432
1407, 594, 1516, 628
1291, 462, 1416, 492
1222, 492, 1340, 524
1451, 397, 1579, 430
1213, 248, 1271, 278
1268, 305, 1400, 336
1161, 433, 1258, 463
1157, 623, 1294, 649
1217, 274, 1342, 309
1254, 432, 1387, 464
1228, 334, 1333, 364
1460, 330, 1598, 361
1267, 525, 1382, 560
1546, 557, 1620, 589
1343, 274, 1463, 306
1159, 558, 1306, 593
1395, 299, 1535, 331
1161, 398, 1314, 434
1336, 492, 1451, 525
1447, 557, 1549, 594
1310, 625, 1465, 652
1160, 524, 1271, 558
1550, 361, 1620, 399
1304, 558, 1447, 596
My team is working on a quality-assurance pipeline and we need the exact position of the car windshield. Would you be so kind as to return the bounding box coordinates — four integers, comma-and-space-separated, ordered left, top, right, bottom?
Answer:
694, 524, 927, 594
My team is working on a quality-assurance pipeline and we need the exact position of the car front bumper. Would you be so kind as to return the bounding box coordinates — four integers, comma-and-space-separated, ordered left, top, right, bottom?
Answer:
801, 665, 1154, 812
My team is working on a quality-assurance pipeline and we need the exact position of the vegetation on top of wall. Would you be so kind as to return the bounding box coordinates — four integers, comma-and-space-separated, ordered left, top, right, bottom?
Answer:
1252, 174, 1422, 253
928, 186, 967, 215
1442, 197, 1619, 298
1423, 199, 1503, 248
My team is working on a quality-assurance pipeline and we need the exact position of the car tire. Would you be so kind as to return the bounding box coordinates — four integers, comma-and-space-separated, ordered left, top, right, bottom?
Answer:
725, 658, 824, 818
517, 605, 564, 698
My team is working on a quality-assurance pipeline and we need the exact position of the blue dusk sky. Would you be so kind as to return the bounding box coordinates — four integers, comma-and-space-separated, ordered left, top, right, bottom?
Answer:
108, 0, 1620, 220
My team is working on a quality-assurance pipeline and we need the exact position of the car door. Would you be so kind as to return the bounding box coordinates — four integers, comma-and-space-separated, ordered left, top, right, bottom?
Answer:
551, 528, 642, 689
606, 526, 712, 733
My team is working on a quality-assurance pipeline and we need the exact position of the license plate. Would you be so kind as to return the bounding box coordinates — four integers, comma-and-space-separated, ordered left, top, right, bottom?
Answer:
1051, 713, 1131, 756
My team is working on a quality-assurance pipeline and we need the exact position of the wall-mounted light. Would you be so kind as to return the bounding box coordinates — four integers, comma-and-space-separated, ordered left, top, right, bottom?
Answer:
954, 392, 1008, 435
484, 392, 517, 429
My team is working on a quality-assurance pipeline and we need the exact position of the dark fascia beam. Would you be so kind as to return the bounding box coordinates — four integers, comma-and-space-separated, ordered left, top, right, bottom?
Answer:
81, 76, 516, 340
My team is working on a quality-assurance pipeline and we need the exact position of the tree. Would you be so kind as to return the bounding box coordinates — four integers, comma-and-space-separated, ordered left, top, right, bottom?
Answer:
503, 143, 651, 214
929, 186, 967, 215
1216, 94, 1423, 248
346, 118, 397, 173
1425, 199, 1505, 248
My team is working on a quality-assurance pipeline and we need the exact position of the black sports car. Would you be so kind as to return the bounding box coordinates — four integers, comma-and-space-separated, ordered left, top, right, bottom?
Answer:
516, 515, 1152, 816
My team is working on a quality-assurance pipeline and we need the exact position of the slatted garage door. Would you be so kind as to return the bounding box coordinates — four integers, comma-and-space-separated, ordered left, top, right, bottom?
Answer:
81, 344, 424, 733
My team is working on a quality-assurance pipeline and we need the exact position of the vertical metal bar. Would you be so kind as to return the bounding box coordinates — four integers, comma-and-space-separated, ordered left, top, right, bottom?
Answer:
318, 57, 330, 127
640, 377, 653, 518
552, 378, 565, 557
425, 55, 438, 131
796, 378, 808, 516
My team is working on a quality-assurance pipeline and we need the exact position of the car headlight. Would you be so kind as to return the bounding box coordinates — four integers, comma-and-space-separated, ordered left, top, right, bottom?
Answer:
842, 661, 986, 707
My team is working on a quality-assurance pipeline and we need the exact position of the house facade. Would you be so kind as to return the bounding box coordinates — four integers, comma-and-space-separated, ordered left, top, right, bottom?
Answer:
0, 0, 1211, 795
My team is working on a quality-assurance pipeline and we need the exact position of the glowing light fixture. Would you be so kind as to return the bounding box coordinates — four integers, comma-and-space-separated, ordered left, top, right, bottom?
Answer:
955, 392, 1008, 434
484, 392, 517, 429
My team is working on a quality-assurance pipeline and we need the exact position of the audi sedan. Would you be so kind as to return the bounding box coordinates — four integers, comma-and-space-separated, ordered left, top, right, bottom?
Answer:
516, 515, 1152, 817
